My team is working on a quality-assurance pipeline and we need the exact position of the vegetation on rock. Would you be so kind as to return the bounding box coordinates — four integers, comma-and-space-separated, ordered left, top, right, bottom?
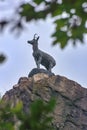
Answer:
0, 98, 56, 130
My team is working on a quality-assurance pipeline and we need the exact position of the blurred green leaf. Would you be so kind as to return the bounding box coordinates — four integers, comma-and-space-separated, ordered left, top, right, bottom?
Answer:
11, 101, 23, 114
0, 54, 6, 64
33, 0, 42, 4
0, 123, 14, 130
20, 4, 35, 21
52, 30, 69, 48
44, 98, 56, 113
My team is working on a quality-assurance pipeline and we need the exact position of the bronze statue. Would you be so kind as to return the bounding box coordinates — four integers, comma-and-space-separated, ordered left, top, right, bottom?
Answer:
27, 34, 56, 72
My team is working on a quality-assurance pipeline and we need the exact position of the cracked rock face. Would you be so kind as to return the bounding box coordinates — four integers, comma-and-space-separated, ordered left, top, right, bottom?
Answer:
2, 73, 87, 130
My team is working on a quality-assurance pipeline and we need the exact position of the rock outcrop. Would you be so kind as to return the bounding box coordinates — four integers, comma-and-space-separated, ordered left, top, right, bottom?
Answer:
2, 73, 87, 130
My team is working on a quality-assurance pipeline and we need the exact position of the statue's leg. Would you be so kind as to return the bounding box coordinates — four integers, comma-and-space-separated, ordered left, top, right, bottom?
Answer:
48, 63, 53, 72
36, 57, 42, 69
36, 60, 40, 69
48, 68, 51, 72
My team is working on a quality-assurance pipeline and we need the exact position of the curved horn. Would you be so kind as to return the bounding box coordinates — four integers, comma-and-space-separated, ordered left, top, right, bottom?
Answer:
33, 34, 38, 39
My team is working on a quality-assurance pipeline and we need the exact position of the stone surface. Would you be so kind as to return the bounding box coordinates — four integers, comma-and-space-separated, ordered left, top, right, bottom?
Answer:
28, 68, 54, 77
2, 73, 87, 130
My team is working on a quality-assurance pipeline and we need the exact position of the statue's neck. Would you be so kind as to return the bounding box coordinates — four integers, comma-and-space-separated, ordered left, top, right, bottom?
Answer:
33, 43, 39, 52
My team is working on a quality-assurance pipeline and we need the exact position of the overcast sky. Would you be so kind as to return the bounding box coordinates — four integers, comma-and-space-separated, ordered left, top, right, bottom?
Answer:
0, 1, 87, 96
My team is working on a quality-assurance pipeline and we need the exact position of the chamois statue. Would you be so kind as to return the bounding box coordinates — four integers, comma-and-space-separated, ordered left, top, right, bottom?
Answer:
27, 34, 56, 72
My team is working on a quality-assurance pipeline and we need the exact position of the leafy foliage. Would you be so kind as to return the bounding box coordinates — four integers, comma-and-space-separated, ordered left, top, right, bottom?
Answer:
0, 100, 14, 130
0, 0, 87, 48
0, 54, 6, 64
0, 98, 56, 130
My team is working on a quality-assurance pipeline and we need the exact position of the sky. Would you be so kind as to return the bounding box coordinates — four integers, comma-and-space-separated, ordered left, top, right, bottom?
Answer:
0, 1, 87, 96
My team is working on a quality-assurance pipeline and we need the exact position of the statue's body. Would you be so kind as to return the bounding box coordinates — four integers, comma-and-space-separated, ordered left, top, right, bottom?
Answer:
27, 34, 56, 72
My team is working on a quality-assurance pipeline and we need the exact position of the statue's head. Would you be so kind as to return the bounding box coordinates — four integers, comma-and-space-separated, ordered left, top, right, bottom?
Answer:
27, 34, 39, 45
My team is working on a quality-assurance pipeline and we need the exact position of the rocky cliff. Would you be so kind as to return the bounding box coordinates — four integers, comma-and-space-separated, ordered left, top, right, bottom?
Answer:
2, 73, 87, 130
